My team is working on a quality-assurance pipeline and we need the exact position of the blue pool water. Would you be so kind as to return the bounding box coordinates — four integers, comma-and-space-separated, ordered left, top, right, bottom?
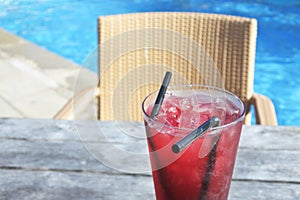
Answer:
0, 0, 299, 125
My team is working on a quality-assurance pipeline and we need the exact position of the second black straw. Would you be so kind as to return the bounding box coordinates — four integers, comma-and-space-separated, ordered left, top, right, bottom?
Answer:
150, 71, 172, 118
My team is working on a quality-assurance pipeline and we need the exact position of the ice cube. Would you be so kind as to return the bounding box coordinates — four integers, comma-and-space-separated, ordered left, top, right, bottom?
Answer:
180, 97, 193, 111
165, 105, 181, 126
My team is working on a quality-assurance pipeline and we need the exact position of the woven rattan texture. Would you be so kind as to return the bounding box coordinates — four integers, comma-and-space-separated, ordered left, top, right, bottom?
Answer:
97, 12, 257, 121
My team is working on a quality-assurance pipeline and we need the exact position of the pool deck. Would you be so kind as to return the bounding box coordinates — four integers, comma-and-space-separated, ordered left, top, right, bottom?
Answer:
0, 28, 97, 119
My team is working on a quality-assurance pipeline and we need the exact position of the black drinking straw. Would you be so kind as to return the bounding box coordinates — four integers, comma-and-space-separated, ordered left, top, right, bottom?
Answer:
199, 137, 220, 199
150, 71, 172, 118
146, 72, 173, 199
172, 116, 221, 154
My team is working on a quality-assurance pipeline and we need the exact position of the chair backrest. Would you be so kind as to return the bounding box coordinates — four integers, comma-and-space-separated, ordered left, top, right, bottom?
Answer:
97, 12, 257, 122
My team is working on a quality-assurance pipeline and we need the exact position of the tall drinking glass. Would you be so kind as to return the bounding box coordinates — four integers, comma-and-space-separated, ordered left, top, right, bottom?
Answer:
142, 85, 245, 200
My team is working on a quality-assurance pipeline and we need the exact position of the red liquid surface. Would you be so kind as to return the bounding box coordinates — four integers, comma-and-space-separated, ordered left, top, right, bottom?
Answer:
145, 93, 243, 200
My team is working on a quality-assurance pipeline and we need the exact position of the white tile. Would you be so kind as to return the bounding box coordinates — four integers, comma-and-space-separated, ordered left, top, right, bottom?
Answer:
43, 68, 79, 88
10, 89, 68, 118
0, 73, 50, 101
0, 96, 24, 118
0, 56, 58, 100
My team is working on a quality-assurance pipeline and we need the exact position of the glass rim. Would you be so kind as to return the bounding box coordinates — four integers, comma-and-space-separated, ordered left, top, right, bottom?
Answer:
142, 84, 246, 132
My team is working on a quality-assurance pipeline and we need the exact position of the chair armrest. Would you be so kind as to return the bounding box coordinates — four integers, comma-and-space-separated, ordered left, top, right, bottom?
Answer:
250, 93, 278, 126
54, 87, 99, 120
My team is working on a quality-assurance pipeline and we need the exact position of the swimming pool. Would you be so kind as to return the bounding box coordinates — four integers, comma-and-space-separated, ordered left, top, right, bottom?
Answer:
0, 0, 299, 125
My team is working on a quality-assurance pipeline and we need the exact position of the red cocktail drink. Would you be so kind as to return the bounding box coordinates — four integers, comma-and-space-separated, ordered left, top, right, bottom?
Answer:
142, 85, 245, 200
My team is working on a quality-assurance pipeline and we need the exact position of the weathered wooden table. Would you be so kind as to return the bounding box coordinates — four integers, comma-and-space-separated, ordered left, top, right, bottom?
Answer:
0, 118, 299, 200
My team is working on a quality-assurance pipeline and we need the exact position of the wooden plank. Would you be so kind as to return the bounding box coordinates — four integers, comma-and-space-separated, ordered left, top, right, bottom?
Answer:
0, 118, 147, 144
1, 137, 300, 182
0, 118, 78, 140
0, 139, 129, 173
1, 119, 300, 150
0, 138, 151, 174
0, 169, 299, 200
240, 126, 300, 150
229, 180, 300, 200
0, 169, 155, 200
233, 149, 300, 182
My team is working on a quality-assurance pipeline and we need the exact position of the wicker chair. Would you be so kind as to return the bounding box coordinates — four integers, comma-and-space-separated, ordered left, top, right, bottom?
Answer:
54, 12, 277, 125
